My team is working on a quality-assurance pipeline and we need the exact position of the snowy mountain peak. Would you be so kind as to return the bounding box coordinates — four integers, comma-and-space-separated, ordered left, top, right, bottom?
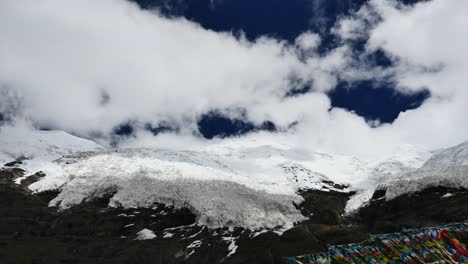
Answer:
0, 123, 104, 173
2, 124, 466, 230
424, 140, 468, 167
365, 140, 468, 203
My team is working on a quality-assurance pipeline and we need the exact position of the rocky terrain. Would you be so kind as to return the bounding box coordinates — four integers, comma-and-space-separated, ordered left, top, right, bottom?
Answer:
0, 167, 466, 264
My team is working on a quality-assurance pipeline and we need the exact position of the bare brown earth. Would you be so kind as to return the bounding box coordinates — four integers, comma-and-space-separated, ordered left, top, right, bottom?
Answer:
0, 167, 467, 264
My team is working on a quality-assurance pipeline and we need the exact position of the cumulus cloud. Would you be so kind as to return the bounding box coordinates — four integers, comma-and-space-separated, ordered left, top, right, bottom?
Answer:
0, 0, 467, 158
362, 0, 468, 149
0, 0, 339, 136
296, 0, 468, 155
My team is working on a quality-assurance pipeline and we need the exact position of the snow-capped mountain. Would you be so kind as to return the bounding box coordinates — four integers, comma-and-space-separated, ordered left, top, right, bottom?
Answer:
1, 123, 466, 230
0, 122, 104, 173
424, 141, 468, 166
381, 141, 468, 200
346, 141, 468, 213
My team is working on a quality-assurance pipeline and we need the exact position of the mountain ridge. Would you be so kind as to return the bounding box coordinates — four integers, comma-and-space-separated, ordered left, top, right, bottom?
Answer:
1, 123, 467, 230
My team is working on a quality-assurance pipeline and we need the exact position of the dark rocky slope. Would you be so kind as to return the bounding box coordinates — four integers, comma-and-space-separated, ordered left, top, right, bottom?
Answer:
0, 168, 466, 264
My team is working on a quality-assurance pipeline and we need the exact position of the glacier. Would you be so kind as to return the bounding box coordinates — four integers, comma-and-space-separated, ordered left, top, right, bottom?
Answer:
0, 122, 104, 175
380, 141, 468, 200
1, 123, 467, 230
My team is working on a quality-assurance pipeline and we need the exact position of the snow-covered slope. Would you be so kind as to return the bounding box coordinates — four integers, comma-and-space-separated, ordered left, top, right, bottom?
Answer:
3, 124, 465, 230
27, 136, 435, 229
346, 141, 468, 213
382, 141, 468, 200
0, 122, 104, 173
30, 149, 308, 229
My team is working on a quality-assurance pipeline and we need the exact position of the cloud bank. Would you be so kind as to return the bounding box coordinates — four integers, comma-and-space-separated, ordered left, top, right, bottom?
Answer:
0, 0, 467, 158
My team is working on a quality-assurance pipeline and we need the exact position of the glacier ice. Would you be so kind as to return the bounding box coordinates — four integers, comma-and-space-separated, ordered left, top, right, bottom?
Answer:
2, 124, 467, 230
382, 141, 468, 200
30, 149, 308, 229
346, 141, 468, 213
135, 229, 157, 240
0, 122, 104, 172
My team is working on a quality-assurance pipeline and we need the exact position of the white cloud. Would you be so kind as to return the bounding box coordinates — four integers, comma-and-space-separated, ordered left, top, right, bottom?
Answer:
0, 0, 342, 138
0, 0, 467, 158
363, 0, 468, 149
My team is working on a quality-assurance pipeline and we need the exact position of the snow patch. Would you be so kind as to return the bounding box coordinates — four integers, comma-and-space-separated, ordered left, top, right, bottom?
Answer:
135, 228, 156, 240
163, 232, 174, 238
223, 237, 239, 258
187, 240, 202, 249
251, 229, 269, 238
441, 193, 453, 198
345, 188, 376, 214
188, 227, 205, 238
